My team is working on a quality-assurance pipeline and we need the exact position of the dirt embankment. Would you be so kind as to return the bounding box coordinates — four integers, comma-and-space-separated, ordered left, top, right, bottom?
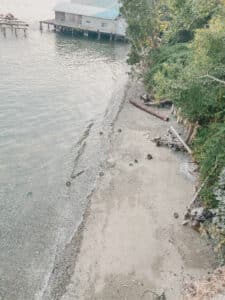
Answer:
61, 81, 215, 300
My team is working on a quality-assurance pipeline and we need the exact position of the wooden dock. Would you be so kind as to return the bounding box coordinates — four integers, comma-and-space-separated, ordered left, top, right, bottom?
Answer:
40, 19, 126, 41
0, 14, 29, 38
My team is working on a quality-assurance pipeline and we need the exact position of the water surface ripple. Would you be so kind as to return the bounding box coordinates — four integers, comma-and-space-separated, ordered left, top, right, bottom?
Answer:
0, 29, 128, 299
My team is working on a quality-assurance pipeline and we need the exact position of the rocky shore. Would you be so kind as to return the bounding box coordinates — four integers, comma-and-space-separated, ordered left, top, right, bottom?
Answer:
60, 80, 215, 300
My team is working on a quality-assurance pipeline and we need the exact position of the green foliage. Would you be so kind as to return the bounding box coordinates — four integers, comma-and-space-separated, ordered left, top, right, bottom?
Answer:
121, 0, 225, 209
172, 77, 225, 124
165, 0, 219, 43
171, 15, 225, 125
193, 124, 225, 207
120, 0, 162, 64
143, 43, 191, 96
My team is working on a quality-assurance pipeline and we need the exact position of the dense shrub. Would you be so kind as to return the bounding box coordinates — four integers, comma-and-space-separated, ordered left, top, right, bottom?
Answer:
120, 0, 225, 209
193, 124, 225, 207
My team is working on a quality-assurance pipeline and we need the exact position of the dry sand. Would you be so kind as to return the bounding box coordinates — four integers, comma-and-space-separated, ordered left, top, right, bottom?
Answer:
61, 81, 215, 300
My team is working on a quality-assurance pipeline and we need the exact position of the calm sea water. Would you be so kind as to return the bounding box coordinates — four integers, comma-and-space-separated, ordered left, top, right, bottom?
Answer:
0, 2, 128, 299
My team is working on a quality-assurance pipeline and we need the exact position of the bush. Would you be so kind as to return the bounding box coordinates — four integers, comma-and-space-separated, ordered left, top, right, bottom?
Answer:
193, 124, 225, 207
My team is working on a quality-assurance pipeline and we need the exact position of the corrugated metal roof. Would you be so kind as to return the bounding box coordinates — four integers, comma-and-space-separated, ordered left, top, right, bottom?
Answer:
54, 2, 119, 20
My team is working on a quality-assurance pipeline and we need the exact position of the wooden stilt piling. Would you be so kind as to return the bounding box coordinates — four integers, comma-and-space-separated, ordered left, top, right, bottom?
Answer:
84, 30, 89, 37
3, 27, 6, 38
97, 30, 101, 40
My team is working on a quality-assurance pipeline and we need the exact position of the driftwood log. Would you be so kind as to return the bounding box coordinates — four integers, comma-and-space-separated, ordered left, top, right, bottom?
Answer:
129, 99, 169, 122
170, 126, 192, 155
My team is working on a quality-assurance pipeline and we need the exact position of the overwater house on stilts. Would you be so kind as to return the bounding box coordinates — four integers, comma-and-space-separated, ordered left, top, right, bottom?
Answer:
40, 0, 127, 40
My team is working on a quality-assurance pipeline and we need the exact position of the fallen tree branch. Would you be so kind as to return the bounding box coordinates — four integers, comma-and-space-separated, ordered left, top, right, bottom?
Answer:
170, 126, 192, 155
201, 74, 225, 85
129, 99, 169, 122
71, 170, 85, 179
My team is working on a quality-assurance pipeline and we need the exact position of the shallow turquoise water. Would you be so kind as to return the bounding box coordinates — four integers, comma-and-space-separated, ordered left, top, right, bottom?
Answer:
0, 4, 128, 298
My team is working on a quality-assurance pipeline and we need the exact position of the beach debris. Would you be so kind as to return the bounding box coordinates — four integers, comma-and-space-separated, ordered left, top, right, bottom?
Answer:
183, 206, 215, 230
170, 126, 192, 155
106, 158, 116, 169
174, 212, 179, 219
130, 99, 169, 122
191, 220, 201, 232
146, 100, 173, 108
27, 192, 33, 198
152, 137, 161, 147
71, 170, 85, 179
184, 210, 191, 220
129, 163, 134, 167
140, 94, 152, 103
118, 128, 122, 133
99, 171, 104, 177
147, 154, 153, 160
66, 181, 71, 187
152, 127, 190, 153
141, 289, 166, 300
134, 159, 138, 164
191, 207, 206, 222
99, 131, 103, 135
190, 207, 214, 222
140, 94, 172, 108
182, 220, 190, 226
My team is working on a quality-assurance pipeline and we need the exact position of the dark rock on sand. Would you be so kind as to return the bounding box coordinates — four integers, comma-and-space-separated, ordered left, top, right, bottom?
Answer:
174, 212, 179, 219
147, 154, 153, 160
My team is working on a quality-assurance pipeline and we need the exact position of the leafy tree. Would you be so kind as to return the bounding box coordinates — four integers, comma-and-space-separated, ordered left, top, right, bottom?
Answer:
121, 0, 225, 208
165, 0, 219, 43
120, 0, 161, 64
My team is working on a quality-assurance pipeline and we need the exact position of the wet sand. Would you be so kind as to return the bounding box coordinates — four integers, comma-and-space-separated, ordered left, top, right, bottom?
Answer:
61, 81, 215, 300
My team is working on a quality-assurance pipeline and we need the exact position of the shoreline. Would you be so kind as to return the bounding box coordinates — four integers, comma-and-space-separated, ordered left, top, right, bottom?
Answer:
48, 79, 215, 300
41, 76, 130, 300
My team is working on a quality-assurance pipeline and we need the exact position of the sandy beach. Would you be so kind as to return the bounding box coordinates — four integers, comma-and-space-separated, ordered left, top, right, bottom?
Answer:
60, 81, 215, 300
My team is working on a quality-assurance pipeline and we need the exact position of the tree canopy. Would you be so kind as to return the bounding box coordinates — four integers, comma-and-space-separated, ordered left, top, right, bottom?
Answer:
120, 0, 225, 208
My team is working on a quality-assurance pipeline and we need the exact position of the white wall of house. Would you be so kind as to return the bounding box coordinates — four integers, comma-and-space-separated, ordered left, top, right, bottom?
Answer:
55, 11, 66, 22
65, 13, 82, 25
82, 16, 116, 34
55, 11, 126, 36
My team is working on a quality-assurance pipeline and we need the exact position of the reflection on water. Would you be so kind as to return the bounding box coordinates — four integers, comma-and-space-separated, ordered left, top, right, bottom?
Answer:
54, 34, 127, 70
0, 28, 128, 300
